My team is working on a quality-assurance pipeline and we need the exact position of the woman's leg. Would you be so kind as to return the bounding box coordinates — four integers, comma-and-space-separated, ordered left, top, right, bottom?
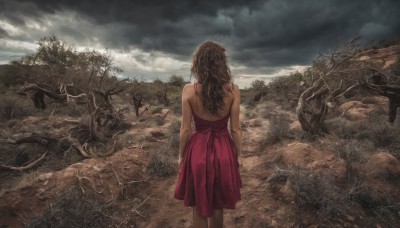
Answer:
193, 207, 208, 228
209, 209, 223, 228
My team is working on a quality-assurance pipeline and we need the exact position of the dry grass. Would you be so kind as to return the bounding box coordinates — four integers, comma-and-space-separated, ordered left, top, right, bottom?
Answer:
332, 139, 370, 183
147, 146, 176, 177
268, 167, 351, 225
0, 94, 33, 120
349, 185, 400, 226
25, 185, 118, 228
265, 114, 291, 144
369, 121, 399, 148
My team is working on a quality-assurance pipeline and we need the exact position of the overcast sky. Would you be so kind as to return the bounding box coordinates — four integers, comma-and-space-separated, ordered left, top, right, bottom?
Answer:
0, 0, 399, 87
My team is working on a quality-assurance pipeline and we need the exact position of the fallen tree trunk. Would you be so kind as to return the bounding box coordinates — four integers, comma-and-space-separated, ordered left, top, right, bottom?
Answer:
0, 153, 47, 171
361, 81, 400, 123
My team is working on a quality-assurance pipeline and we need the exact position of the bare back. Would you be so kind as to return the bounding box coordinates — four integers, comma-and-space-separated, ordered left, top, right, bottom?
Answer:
188, 83, 235, 122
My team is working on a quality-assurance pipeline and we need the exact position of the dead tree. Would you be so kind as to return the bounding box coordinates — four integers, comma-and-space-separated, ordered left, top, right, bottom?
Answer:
18, 83, 86, 109
18, 83, 66, 109
296, 39, 363, 135
361, 75, 400, 123
254, 91, 267, 102
132, 93, 143, 117
93, 87, 124, 108
0, 153, 47, 171
155, 86, 170, 106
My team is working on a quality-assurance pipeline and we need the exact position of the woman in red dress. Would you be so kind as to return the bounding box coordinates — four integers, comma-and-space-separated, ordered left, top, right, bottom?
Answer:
174, 41, 242, 228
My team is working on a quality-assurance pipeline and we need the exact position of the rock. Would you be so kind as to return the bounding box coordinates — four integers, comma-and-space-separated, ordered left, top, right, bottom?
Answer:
38, 172, 53, 181
337, 100, 379, 119
289, 120, 302, 132
365, 153, 400, 181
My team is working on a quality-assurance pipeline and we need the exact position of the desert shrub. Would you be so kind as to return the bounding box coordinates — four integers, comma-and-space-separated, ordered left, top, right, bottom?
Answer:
0, 94, 31, 120
287, 168, 349, 224
368, 121, 399, 148
328, 117, 371, 140
169, 120, 181, 134
243, 93, 256, 108
26, 186, 117, 228
52, 102, 87, 117
170, 101, 182, 115
168, 75, 185, 87
249, 79, 267, 90
349, 186, 400, 226
114, 133, 136, 150
333, 139, 371, 182
268, 72, 306, 105
147, 146, 176, 177
266, 115, 291, 144
260, 102, 279, 119
147, 122, 180, 176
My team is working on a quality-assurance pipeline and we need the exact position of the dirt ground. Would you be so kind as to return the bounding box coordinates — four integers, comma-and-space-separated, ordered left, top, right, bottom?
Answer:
1, 98, 399, 227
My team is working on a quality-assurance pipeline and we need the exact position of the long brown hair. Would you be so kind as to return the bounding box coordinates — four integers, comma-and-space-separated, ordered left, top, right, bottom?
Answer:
191, 41, 232, 115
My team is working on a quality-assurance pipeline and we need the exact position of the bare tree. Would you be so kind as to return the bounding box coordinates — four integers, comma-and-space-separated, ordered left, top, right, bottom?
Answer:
132, 92, 144, 117
155, 85, 170, 106
296, 39, 366, 135
361, 73, 400, 123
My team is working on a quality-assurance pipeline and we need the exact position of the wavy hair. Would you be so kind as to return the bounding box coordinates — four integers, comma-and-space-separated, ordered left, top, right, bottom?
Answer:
191, 41, 232, 115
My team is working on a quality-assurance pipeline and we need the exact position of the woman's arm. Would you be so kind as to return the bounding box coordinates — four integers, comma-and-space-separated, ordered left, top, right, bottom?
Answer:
178, 84, 193, 166
229, 85, 241, 164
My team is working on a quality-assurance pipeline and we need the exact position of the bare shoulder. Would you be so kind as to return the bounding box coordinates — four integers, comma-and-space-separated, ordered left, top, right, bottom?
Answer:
182, 83, 195, 96
230, 83, 240, 96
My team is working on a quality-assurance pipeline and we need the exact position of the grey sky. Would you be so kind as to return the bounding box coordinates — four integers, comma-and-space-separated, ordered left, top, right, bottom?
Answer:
0, 0, 399, 87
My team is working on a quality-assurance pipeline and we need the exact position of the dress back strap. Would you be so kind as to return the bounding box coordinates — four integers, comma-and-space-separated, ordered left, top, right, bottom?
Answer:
194, 83, 200, 113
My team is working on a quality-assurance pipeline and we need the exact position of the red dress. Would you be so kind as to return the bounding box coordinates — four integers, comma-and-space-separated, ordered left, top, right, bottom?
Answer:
174, 111, 242, 217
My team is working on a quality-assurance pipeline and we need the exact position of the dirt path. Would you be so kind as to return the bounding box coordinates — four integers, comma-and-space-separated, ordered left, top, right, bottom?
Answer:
135, 111, 296, 227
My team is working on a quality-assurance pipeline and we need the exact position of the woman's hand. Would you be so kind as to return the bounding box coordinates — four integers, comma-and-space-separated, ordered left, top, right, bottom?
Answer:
178, 156, 183, 168
237, 156, 242, 167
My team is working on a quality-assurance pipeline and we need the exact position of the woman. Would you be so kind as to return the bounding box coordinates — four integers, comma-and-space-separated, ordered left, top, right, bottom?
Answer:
174, 41, 242, 228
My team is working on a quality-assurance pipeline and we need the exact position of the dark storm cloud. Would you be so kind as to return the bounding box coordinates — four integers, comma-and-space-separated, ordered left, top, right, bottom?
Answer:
0, 27, 8, 37
1, 0, 400, 69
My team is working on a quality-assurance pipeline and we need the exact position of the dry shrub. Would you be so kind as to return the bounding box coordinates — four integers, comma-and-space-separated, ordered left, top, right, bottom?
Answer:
25, 185, 118, 228
241, 90, 257, 108
260, 103, 278, 119
368, 121, 399, 148
147, 130, 179, 176
327, 117, 370, 140
147, 121, 180, 176
170, 101, 181, 115
147, 146, 176, 177
284, 168, 350, 225
169, 120, 181, 134
168, 120, 180, 152
0, 94, 32, 120
265, 115, 291, 144
332, 139, 371, 182
54, 102, 87, 117
349, 186, 400, 226
114, 133, 136, 150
